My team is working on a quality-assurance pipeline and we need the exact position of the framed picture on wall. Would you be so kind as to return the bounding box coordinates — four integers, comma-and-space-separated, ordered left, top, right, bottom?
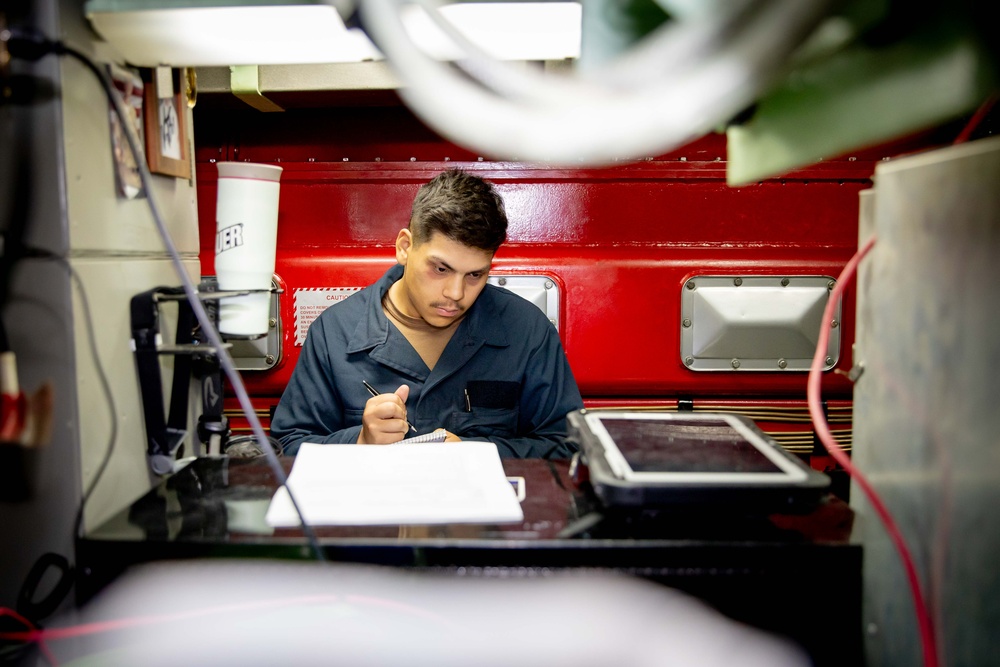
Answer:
143, 67, 191, 179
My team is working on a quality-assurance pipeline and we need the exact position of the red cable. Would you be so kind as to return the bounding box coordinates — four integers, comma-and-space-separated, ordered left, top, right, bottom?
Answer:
0, 595, 346, 643
807, 235, 938, 667
953, 95, 997, 144
1, 592, 453, 654
1, 607, 59, 666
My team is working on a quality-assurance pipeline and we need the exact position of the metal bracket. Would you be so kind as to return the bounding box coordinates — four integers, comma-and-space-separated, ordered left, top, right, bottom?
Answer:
203, 276, 283, 371
130, 284, 228, 475
230, 65, 284, 112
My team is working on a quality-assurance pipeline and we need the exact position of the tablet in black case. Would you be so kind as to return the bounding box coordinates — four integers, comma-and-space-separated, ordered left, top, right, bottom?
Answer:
568, 410, 830, 512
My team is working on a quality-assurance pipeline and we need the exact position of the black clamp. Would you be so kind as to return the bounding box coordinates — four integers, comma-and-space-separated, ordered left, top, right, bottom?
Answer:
129, 283, 230, 475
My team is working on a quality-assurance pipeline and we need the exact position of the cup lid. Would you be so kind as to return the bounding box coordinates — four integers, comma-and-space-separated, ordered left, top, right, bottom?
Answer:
217, 162, 283, 182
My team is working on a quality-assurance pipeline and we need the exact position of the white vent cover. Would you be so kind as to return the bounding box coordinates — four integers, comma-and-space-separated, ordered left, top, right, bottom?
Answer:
680, 275, 841, 372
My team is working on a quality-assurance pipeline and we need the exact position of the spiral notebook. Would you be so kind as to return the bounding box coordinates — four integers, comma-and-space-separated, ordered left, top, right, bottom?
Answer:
396, 428, 448, 444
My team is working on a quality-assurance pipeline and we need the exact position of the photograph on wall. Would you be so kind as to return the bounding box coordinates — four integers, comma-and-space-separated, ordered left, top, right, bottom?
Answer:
105, 63, 145, 199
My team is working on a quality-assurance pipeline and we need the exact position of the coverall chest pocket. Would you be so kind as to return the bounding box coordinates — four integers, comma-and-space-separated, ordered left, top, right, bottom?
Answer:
448, 407, 519, 439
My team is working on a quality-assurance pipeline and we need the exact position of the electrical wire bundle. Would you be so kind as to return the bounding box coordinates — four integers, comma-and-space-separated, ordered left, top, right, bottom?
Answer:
356, 0, 836, 166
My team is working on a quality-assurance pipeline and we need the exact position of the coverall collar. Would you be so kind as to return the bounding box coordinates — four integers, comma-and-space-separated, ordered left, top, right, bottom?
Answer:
346, 264, 510, 356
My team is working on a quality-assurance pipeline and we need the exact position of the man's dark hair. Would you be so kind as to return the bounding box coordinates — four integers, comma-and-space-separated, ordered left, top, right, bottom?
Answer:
409, 169, 508, 253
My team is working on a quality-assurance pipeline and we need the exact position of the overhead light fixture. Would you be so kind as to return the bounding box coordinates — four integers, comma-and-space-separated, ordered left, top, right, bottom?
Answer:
402, 3, 580, 62
83, 1, 581, 67
84, 1, 376, 66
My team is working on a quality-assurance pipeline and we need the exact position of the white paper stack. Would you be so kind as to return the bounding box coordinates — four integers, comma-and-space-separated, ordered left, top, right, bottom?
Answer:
265, 441, 524, 527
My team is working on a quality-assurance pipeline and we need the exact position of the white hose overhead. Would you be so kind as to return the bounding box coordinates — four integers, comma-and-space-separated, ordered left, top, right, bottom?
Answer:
356, 0, 836, 166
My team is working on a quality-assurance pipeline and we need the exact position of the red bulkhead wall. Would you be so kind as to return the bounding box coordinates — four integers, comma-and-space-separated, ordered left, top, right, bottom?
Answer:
194, 104, 886, 424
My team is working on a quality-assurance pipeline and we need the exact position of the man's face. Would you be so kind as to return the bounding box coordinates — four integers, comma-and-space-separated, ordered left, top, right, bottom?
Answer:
395, 229, 494, 328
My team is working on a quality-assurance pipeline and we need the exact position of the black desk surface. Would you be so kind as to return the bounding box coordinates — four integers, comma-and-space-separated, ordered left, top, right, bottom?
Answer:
82, 455, 855, 544
77, 456, 861, 665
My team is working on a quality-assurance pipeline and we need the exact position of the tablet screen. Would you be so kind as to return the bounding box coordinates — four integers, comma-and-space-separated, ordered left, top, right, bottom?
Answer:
582, 412, 808, 483
599, 417, 782, 474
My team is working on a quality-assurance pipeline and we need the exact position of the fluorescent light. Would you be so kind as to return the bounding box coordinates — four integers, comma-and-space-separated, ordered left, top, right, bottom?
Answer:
87, 6, 381, 66
403, 3, 581, 61
85, 2, 582, 67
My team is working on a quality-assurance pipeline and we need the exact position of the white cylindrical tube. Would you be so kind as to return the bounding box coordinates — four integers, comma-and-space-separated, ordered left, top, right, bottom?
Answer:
214, 162, 282, 337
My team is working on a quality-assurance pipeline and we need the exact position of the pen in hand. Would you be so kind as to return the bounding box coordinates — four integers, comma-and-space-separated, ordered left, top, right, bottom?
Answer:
362, 380, 418, 433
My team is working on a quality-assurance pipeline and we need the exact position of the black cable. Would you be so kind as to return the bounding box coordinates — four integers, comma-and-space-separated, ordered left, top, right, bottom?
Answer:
0, 87, 34, 354
5, 247, 115, 624
555, 511, 604, 539
10, 248, 117, 538
16, 553, 73, 621
6, 28, 325, 562
63, 258, 118, 539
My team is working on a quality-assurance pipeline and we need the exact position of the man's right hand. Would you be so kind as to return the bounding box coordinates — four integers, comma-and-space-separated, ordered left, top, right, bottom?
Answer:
358, 384, 411, 444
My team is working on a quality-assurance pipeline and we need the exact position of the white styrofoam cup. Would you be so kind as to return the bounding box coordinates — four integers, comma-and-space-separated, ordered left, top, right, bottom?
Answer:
214, 162, 282, 337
